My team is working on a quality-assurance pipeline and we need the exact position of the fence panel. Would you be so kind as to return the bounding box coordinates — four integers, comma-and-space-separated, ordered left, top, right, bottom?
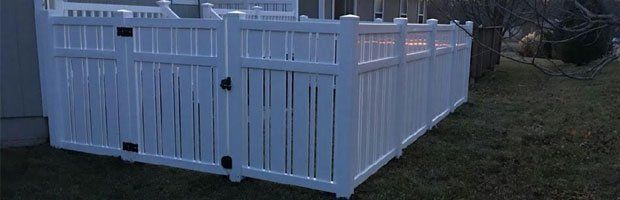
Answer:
399, 24, 432, 146
123, 18, 227, 174
428, 24, 454, 126
230, 17, 342, 193
353, 24, 401, 187
450, 23, 473, 109
44, 14, 133, 156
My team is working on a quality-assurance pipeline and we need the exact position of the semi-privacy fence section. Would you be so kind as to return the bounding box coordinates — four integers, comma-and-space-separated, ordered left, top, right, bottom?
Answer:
34, 1, 473, 198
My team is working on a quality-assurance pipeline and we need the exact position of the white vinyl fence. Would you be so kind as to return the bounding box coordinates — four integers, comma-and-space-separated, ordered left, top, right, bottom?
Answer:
35, 1, 473, 198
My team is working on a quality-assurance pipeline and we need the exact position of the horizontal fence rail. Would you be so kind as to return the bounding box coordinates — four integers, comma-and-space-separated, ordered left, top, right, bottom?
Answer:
35, 1, 472, 198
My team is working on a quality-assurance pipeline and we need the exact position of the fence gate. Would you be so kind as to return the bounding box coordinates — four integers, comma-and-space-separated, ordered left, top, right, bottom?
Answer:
224, 13, 344, 189
41, 10, 230, 175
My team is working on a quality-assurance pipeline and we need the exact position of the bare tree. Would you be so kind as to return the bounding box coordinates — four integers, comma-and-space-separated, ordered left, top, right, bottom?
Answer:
429, 0, 619, 80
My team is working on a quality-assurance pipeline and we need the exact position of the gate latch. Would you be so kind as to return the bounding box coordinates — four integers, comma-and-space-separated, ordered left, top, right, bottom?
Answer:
220, 77, 232, 91
117, 27, 133, 37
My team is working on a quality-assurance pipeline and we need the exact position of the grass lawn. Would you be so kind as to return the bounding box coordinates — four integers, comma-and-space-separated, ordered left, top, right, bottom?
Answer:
2, 59, 619, 199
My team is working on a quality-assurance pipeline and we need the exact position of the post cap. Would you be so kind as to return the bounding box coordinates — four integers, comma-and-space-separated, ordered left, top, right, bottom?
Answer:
426, 18, 438, 25
394, 18, 408, 25
340, 14, 359, 19
226, 10, 247, 19
156, 0, 171, 6
201, 3, 214, 7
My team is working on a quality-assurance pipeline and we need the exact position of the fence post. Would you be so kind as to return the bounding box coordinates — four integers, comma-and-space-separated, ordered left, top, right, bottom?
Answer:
224, 11, 246, 182
201, 3, 222, 20
334, 14, 360, 199
34, 0, 49, 117
393, 17, 408, 158
34, 0, 59, 145
425, 19, 438, 130
464, 21, 474, 102
449, 20, 458, 112
113, 9, 139, 162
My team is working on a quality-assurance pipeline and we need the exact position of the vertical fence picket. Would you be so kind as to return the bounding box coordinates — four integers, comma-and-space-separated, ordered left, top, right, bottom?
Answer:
269, 71, 287, 173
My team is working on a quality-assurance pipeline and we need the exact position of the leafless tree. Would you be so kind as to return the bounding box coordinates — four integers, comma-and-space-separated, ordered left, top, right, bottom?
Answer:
429, 0, 619, 80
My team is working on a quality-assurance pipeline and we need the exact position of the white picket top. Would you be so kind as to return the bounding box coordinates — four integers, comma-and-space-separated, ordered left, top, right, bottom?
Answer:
48, 0, 179, 18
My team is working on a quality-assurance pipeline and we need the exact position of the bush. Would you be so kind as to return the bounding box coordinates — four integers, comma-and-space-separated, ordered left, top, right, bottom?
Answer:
552, 0, 613, 65
518, 32, 553, 58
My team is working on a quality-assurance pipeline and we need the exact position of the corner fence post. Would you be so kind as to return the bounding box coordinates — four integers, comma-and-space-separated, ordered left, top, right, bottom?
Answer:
425, 19, 438, 130
393, 18, 408, 158
464, 21, 474, 103
449, 20, 458, 112
334, 14, 360, 199
224, 11, 246, 182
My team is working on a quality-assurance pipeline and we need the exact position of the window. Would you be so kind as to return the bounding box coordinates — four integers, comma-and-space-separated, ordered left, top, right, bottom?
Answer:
400, 0, 408, 18
417, 0, 426, 23
374, 0, 384, 19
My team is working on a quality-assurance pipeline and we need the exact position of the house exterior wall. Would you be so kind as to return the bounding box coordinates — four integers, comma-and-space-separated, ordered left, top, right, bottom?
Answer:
356, 0, 374, 21
299, 0, 319, 18
325, 0, 334, 19
425, 1, 450, 23
1, 0, 49, 147
300, 0, 426, 23
382, 0, 399, 22
333, 0, 353, 19
407, 0, 421, 23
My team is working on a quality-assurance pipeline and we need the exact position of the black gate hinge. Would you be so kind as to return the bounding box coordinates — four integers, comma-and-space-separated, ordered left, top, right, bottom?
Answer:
220, 77, 232, 91
117, 27, 133, 37
122, 142, 138, 152
221, 156, 232, 169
